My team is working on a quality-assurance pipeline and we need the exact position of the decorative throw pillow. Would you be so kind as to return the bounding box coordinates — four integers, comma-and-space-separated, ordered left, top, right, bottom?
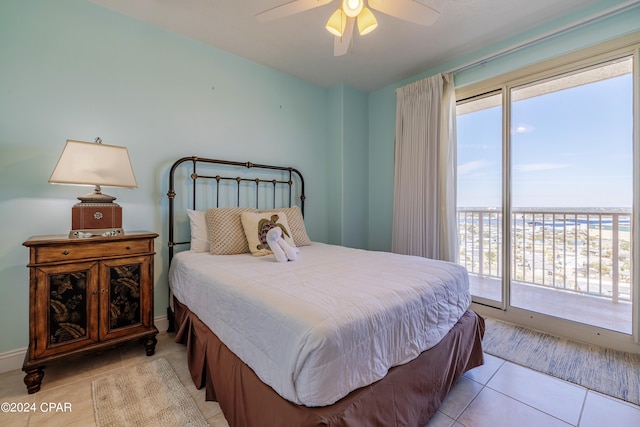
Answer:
187, 209, 209, 252
240, 211, 296, 256
260, 206, 311, 246
205, 207, 257, 255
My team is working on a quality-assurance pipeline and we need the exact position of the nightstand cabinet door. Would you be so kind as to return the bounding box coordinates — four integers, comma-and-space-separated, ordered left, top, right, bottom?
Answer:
33, 261, 100, 359
99, 255, 153, 341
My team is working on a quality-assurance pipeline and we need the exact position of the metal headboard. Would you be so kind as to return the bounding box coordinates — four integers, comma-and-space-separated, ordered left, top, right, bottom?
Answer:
167, 156, 305, 263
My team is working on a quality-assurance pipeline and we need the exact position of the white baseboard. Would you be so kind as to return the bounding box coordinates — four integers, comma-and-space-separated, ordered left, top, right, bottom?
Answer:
0, 347, 27, 375
154, 315, 169, 333
0, 315, 169, 374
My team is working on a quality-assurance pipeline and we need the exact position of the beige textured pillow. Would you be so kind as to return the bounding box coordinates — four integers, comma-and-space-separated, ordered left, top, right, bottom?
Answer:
260, 206, 311, 246
240, 211, 296, 256
205, 207, 257, 255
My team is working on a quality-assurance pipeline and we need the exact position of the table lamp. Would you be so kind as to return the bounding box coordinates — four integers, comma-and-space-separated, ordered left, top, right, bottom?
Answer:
49, 138, 137, 238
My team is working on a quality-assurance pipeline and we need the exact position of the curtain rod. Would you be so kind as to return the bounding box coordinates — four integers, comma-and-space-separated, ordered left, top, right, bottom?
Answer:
447, 0, 640, 76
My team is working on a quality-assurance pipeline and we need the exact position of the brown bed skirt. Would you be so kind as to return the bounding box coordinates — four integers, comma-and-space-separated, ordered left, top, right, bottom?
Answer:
173, 298, 485, 427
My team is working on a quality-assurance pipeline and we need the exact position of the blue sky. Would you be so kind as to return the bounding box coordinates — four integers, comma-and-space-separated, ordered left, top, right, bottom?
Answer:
457, 72, 633, 209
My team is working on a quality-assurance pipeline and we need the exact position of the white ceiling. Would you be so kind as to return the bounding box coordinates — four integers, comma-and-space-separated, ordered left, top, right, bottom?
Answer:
89, 0, 619, 92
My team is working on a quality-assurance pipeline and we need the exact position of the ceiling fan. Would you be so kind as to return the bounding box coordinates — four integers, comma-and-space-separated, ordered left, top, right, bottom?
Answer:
256, 0, 440, 56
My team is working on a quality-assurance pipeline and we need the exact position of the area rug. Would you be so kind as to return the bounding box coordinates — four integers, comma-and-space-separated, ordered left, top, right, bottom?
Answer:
482, 318, 640, 405
92, 358, 209, 427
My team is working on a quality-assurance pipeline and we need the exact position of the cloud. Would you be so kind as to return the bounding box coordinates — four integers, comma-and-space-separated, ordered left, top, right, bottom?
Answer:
513, 124, 536, 133
458, 160, 489, 175
514, 124, 535, 134
514, 163, 571, 172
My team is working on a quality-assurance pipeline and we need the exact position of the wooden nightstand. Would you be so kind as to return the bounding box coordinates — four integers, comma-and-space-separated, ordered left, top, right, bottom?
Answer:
22, 231, 159, 393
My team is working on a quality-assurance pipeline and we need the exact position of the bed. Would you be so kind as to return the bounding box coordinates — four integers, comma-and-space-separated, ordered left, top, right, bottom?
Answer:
166, 156, 484, 427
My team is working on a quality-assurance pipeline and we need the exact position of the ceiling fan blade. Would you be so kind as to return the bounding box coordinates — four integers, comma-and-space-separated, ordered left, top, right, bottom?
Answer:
256, 0, 334, 22
369, 0, 440, 26
333, 17, 355, 56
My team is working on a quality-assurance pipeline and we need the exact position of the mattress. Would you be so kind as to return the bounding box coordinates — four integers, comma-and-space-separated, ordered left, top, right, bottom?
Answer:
168, 242, 471, 407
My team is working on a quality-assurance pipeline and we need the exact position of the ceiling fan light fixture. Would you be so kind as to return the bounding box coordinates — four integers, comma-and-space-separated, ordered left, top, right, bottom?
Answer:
342, 0, 363, 18
357, 7, 378, 35
326, 8, 347, 37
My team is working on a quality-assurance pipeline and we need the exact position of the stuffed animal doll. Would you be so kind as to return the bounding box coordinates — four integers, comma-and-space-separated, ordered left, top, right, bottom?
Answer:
266, 227, 299, 262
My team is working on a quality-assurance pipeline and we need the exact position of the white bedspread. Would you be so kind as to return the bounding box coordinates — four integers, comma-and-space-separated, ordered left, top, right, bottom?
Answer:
169, 242, 471, 407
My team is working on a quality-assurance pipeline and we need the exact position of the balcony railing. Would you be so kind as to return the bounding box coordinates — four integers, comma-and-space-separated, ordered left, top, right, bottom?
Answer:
458, 208, 632, 302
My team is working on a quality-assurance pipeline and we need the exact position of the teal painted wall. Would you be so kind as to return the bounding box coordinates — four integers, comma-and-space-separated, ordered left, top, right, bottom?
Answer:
367, 2, 640, 252
326, 85, 369, 248
0, 0, 330, 354
326, 86, 344, 245
367, 88, 396, 251
341, 86, 369, 249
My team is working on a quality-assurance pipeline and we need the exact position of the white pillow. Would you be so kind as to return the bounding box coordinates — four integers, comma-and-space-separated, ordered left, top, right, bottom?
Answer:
187, 209, 209, 252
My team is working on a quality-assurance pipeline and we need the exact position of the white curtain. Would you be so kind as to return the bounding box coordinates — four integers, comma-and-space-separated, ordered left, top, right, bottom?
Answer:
392, 73, 457, 261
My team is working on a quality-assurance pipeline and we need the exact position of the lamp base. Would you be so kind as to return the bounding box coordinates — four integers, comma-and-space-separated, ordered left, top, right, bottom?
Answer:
72, 202, 122, 231
76, 192, 117, 203
76, 184, 117, 203
69, 228, 124, 239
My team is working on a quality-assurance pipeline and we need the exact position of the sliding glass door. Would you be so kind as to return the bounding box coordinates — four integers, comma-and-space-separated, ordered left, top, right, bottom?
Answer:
456, 92, 504, 307
509, 57, 633, 333
455, 45, 637, 343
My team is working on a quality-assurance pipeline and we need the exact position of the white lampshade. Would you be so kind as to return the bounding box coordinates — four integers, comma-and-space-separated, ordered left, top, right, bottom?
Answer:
326, 9, 347, 37
342, 0, 363, 18
49, 140, 137, 189
357, 7, 378, 35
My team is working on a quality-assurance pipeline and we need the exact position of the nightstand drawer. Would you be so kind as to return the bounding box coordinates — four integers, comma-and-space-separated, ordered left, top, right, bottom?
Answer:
33, 239, 152, 263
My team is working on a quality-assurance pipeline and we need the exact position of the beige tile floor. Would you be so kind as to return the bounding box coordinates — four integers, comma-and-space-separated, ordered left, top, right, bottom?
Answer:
1, 331, 638, 426
430, 353, 640, 427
